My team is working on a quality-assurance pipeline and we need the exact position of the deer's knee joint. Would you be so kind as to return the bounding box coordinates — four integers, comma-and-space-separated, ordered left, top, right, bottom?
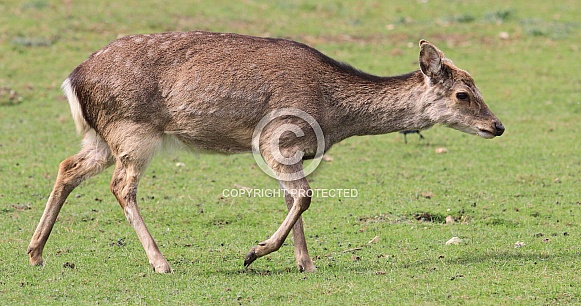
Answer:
58, 158, 79, 176
296, 193, 311, 212
285, 186, 312, 212
110, 177, 126, 200
57, 158, 85, 188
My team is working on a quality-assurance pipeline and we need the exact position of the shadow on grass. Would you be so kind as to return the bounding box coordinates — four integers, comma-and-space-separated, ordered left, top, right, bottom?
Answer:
398, 249, 578, 270
446, 250, 563, 265
203, 249, 579, 276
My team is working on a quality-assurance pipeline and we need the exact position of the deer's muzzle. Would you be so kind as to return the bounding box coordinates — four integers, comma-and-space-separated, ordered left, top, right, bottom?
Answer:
493, 121, 505, 136
477, 120, 504, 139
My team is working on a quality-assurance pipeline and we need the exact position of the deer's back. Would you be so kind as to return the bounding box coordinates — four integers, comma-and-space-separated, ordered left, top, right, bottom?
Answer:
69, 31, 340, 152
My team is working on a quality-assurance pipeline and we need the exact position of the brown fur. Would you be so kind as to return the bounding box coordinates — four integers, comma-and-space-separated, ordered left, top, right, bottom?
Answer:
28, 31, 504, 273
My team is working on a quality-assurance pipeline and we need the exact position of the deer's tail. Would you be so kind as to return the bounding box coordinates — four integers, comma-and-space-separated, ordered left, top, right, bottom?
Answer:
62, 78, 91, 135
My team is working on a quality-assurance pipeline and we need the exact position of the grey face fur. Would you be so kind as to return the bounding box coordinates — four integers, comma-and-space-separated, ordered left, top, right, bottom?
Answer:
28, 31, 504, 273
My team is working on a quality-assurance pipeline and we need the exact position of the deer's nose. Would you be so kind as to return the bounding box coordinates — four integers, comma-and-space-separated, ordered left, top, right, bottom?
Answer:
494, 121, 505, 136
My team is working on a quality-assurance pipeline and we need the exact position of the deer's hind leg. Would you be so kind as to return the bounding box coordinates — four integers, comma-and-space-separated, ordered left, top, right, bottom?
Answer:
107, 127, 171, 273
28, 130, 114, 266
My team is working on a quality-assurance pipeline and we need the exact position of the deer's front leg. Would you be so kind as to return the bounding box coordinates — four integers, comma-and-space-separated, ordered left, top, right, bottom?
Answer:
283, 188, 316, 272
244, 177, 311, 269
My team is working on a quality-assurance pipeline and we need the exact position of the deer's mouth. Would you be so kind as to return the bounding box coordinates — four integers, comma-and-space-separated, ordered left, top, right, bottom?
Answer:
477, 121, 505, 139
450, 124, 498, 139
477, 129, 497, 139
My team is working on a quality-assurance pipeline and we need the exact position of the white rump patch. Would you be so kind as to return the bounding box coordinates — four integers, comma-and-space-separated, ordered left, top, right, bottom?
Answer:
61, 78, 90, 135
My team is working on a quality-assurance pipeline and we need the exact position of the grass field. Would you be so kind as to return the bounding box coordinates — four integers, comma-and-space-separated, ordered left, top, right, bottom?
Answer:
1, 0, 580, 304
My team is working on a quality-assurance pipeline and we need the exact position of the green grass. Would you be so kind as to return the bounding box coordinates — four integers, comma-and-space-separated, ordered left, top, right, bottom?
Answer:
1, 0, 581, 304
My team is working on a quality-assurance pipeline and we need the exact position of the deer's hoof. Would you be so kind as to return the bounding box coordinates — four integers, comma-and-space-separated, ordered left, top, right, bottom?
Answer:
28, 249, 44, 267
151, 260, 172, 273
298, 261, 317, 273
30, 258, 44, 267
244, 247, 258, 268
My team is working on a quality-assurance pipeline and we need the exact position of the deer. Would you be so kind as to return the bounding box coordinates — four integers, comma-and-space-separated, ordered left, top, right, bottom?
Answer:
27, 31, 504, 273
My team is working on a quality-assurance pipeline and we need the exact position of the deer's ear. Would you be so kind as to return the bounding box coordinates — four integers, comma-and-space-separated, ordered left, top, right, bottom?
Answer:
419, 40, 445, 79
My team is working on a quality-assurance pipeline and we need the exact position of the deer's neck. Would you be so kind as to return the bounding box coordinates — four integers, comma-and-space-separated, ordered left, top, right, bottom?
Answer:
324, 70, 433, 143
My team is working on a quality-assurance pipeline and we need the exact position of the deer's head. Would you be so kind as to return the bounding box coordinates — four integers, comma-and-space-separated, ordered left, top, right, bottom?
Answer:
418, 40, 504, 138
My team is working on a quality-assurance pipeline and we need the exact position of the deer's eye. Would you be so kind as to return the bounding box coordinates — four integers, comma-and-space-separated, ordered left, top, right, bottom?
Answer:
456, 92, 469, 101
